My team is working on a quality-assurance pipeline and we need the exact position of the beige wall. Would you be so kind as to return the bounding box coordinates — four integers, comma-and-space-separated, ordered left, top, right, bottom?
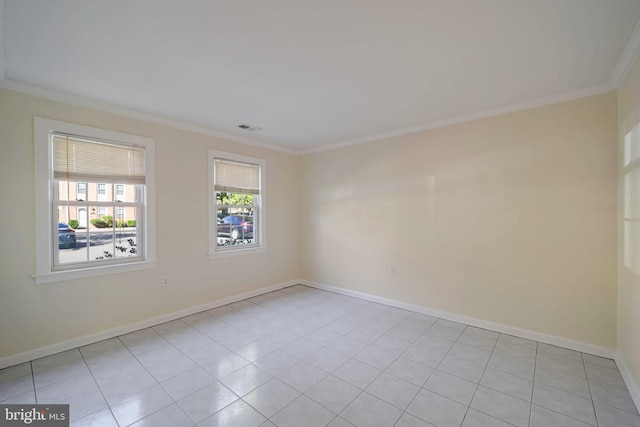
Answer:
618, 58, 640, 397
0, 88, 300, 358
301, 93, 618, 348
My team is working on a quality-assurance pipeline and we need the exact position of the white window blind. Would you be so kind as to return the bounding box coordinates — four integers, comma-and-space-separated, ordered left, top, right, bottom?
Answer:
214, 159, 259, 194
53, 135, 145, 184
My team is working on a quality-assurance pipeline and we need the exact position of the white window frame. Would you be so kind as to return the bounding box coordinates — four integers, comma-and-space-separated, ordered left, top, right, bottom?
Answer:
208, 150, 266, 258
34, 117, 157, 284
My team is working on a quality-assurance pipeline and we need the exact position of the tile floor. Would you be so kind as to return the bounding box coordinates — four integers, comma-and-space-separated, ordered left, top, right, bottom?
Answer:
1, 285, 639, 427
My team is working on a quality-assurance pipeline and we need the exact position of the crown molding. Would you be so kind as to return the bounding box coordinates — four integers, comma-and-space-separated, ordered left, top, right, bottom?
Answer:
302, 82, 615, 154
610, 17, 640, 89
0, 78, 299, 155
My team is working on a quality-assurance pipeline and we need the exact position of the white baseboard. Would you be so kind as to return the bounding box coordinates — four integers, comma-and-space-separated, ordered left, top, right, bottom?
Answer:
0, 280, 297, 369
300, 279, 617, 359
616, 352, 640, 414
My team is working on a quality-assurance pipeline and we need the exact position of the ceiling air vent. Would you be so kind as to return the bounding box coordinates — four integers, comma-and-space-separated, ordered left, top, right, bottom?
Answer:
238, 123, 261, 132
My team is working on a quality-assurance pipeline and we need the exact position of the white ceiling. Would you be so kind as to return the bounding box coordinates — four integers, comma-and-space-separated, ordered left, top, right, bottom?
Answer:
2, 1, 640, 153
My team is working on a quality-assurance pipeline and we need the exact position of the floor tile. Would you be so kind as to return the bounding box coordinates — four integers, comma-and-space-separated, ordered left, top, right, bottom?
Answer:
457, 331, 498, 352
79, 338, 126, 358
462, 409, 515, 427
70, 407, 118, 427
3, 286, 635, 427
99, 367, 157, 404
270, 395, 336, 427
198, 399, 265, 427
425, 370, 478, 405
305, 375, 361, 414
110, 384, 173, 426
589, 380, 639, 414
64, 388, 108, 422
394, 412, 436, 427
402, 345, 447, 368
536, 352, 586, 378
281, 337, 323, 359
407, 388, 467, 427
0, 375, 35, 402
493, 341, 536, 364
254, 350, 299, 376
353, 345, 398, 370
534, 365, 591, 398
480, 367, 533, 401
277, 361, 327, 392
306, 348, 349, 374
131, 403, 194, 427
199, 352, 250, 379
89, 356, 145, 386
594, 401, 640, 427
448, 342, 491, 365
327, 336, 368, 358
497, 334, 537, 349
136, 343, 182, 368
0, 363, 32, 384
582, 354, 617, 370
538, 343, 583, 360
1, 390, 36, 404
532, 382, 596, 425
146, 354, 198, 383
365, 372, 420, 409
437, 355, 485, 383
32, 349, 83, 373
384, 357, 434, 387
584, 363, 626, 389
184, 342, 230, 366
235, 339, 280, 362
464, 326, 499, 339
177, 381, 238, 423
220, 364, 273, 397
412, 335, 456, 354
242, 378, 300, 418
36, 373, 97, 403
160, 366, 214, 401
332, 359, 381, 389
487, 352, 535, 380
470, 385, 531, 427
326, 417, 356, 427
340, 392, 403, 427
530, 404, 596, 427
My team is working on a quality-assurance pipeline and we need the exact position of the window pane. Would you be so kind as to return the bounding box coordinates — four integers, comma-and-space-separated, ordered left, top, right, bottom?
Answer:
216, 203, 255, 247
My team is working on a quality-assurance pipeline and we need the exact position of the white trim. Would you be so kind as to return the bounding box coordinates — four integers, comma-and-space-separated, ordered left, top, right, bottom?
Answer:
301, 83, 614, 154
300, 280, 617, 359
615, 352, 640, 414
209, 247, 266, 259
0, 78, 297, 155
610, 18, 640, 89
34, 260, 157, 285
0, 280, 297, 369
33, 117, 157, 283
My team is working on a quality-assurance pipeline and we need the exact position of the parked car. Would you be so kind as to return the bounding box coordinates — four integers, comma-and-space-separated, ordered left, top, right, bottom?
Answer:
58, 222, 77, 249
217, 215, 253, 240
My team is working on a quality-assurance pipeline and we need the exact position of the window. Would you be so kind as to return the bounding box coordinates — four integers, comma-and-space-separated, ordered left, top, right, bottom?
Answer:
97, 183, 107, 201
116, 184, 125, 201
34, 117, 156, 284
624, 122, 640, 275
209, 150, 265, 257
76, 182, 87, 201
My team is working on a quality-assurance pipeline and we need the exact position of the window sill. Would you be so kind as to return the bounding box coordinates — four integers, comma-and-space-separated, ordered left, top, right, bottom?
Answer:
209, 246, 266, 259
34, 260, 157, 284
